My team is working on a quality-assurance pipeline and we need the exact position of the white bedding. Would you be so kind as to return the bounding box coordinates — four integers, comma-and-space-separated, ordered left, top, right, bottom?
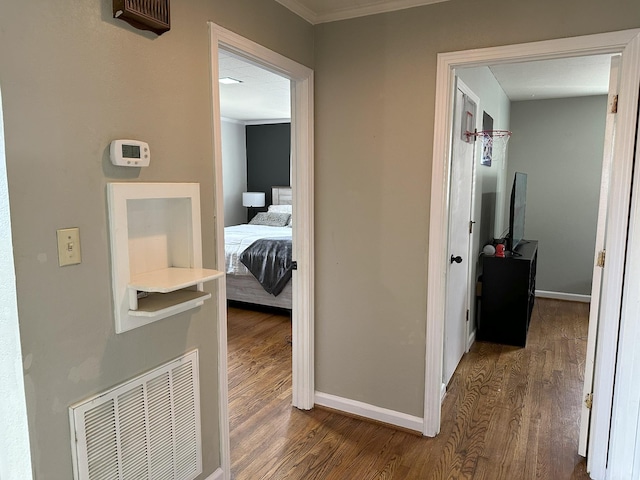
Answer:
224, 224, 292, 276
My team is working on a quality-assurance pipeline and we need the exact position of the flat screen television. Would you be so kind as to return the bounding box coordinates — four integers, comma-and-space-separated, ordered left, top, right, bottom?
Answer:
507, 172, 527, 252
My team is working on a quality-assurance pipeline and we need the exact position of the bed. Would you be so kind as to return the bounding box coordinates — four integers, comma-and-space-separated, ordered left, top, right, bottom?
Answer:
224, 186, 293, 309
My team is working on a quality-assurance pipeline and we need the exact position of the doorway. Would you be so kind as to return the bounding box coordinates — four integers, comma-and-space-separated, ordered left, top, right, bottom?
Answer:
425, 29, 640, 480
209, 23, 315, 478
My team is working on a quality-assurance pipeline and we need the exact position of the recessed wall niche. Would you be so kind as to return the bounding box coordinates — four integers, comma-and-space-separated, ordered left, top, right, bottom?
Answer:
108, 183, 222, 333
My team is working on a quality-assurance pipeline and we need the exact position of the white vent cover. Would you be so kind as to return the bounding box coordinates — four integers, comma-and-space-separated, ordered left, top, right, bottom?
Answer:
69, 351, 202, 480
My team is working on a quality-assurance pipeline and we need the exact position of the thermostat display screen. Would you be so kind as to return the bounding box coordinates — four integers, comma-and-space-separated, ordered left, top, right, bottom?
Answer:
122, 144, 141, 159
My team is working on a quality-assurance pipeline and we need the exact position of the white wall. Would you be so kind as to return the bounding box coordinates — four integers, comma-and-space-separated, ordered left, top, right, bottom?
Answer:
455, 67, 511, 334
221, 119, 247, 226
457, 66, 512, 244
0, 88, 33, 480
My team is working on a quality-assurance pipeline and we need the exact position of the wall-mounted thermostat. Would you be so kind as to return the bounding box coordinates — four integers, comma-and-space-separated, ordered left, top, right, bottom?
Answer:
110, 139, 150, 167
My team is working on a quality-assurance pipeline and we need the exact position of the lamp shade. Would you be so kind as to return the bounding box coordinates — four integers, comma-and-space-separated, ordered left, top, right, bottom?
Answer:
242, 191, 265, 208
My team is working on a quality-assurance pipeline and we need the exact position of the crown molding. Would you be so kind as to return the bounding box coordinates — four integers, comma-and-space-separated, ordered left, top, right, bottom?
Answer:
275, 0, 318, 24
276, 0, 449, 25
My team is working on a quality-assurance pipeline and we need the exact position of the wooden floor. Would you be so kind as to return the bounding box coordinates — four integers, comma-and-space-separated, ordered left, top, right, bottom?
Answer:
227, 299, 591, 479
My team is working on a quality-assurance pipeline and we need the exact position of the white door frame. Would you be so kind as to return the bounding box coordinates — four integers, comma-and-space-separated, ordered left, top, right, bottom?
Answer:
578, 54, 621, 457
425, 29, 640, 478
209, 23, 315, 478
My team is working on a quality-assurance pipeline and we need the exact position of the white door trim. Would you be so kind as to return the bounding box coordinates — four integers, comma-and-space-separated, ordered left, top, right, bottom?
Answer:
209, 23, 315, 479
578, 54, 621, 457
425, 30, 640, 478
599, 33, 640, 480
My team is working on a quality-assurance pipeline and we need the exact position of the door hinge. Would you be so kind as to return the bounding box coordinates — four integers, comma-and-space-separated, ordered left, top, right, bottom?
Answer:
291, 261, 298, 270
469, 220, 475, 234
597, 250, 606, 268
466, 309, 469, 322
585, 392, 593, 410
611, 95, 618, 114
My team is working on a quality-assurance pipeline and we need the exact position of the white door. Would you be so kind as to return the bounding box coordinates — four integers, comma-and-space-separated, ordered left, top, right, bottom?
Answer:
443, 80, 479, 386
578, 54, 621, 457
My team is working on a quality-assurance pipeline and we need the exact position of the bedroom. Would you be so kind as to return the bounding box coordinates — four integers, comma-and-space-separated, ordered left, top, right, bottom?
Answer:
440, 58, 613, 462
219, 48, 294, 310
449, 57, 610, 359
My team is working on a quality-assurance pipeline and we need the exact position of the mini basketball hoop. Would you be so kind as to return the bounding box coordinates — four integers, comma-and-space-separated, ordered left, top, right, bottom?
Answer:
466, 129, 512, 165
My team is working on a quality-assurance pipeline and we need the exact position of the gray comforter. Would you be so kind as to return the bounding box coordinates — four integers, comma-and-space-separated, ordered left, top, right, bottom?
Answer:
239, 238, 292, 296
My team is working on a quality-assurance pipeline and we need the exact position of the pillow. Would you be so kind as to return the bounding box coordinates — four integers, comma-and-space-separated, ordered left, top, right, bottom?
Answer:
268, 204, 292, 214
249, 212, 291, 227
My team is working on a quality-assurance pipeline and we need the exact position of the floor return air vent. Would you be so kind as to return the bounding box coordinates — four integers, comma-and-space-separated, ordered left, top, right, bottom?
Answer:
69, 350, 202, 480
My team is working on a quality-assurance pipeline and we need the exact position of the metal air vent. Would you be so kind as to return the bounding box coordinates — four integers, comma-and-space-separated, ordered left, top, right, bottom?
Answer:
69, 350, 201, 480
113, 0, 170, 35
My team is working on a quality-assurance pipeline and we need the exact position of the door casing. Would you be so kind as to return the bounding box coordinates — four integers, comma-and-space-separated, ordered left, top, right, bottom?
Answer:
209, 23, 315, 479
578, 54, 621, 457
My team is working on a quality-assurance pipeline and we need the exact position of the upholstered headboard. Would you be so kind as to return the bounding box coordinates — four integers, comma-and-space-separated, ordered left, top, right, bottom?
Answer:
272, 186, 292, 205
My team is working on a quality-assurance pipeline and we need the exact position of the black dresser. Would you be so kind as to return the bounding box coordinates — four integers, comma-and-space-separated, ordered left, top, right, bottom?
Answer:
478, 240, 538, 347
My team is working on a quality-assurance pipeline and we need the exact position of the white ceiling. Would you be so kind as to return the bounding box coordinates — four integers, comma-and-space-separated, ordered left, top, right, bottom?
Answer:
275, 0, 449, 24
487, 54, 613, 101
218, 50, 291, 122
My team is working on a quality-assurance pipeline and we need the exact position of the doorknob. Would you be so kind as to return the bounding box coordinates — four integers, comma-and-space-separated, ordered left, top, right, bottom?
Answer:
450, 255, 463, 264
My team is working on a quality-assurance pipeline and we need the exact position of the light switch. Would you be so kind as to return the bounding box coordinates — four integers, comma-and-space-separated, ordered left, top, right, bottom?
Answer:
57, 227, 82, 266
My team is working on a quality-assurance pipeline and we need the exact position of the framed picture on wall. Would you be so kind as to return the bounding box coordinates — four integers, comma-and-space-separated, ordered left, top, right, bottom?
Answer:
481, 112, 493, 166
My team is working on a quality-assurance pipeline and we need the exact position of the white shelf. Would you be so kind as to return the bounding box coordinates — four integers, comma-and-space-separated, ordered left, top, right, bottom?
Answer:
129, 268, 224, 293
130, 290, 212, 318
108, 183, 221, 333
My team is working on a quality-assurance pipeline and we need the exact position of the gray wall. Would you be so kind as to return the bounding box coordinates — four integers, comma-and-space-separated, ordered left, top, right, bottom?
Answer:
221, 119, 247, 227
0, 0, 312, 478
314, 0, 639, 417
508, 96, 608, 295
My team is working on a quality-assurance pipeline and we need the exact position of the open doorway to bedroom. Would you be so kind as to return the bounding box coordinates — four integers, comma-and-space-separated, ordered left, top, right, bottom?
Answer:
210, 23, 315, 478
426, 30, 640, 480
218, 48, 294, 309
217, 47, 296, 475
448, 53, 616, 463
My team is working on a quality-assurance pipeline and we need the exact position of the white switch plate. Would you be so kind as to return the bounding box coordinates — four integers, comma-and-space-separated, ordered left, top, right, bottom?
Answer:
57, 227, 81, 266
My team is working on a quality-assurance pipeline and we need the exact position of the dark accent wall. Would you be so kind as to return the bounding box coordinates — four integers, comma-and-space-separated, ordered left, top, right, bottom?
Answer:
245, 123, 291, 220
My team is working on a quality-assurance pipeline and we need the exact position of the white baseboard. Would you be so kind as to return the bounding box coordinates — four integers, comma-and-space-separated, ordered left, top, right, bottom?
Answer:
440, 382, 446, 402
205, 467, 225, 480
536, 290, 591, 303
314, 391, 423, 433
467, 329, 476, 351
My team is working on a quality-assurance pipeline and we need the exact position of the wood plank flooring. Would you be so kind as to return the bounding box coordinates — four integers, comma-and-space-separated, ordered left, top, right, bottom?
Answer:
227, 299, 591, 479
